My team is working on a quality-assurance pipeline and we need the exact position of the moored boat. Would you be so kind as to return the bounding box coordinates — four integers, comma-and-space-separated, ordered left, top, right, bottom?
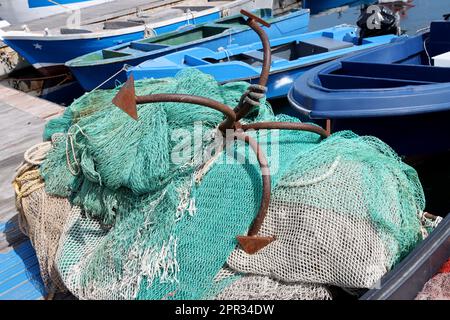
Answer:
66, 8, 310, 91
129, 25, 397, 99
287, 21, 450, 157
0, 0, 270, 76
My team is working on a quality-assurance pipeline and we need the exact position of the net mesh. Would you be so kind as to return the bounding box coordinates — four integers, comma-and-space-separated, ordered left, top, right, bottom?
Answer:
215, 274, 332, 300
15, 69, 430, 299
415, 273, 450, 300
227, 132, 425, 289
13, 142, 71, 292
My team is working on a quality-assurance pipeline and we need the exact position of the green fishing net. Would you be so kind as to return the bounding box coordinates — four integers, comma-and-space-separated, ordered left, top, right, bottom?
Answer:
37, 69, 426, 300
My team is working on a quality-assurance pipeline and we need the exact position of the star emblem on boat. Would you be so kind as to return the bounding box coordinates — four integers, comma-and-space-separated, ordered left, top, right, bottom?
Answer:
33, 43, 43, 50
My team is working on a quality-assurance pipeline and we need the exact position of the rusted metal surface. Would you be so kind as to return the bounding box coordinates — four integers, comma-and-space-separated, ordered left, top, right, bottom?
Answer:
236, 235, 275, 255
136, 94, 236, 124
220, 10, 272, 130
112, 75, 236, 125
112, 74, 138, 120
234, 131, 271, 238
242, 122, 330, 139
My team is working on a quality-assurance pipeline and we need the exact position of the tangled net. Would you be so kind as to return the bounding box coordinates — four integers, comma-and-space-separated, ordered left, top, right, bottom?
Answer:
14, 69, 432, 300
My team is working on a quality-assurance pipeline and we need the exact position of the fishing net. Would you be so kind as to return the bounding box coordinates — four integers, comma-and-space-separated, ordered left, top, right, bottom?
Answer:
215, 273, 332, 300
30, 69, 427, 299
13, 142, 71, 293
227, 132, 425, 289
415, 273, 450, 300
416, 259, 450, 300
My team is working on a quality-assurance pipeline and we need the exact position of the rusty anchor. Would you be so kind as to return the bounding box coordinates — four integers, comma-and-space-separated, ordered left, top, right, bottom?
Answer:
112, 9, 330, 255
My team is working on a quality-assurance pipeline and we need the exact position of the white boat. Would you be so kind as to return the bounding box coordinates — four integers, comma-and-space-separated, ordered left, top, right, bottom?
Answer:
0, 0, 114, 25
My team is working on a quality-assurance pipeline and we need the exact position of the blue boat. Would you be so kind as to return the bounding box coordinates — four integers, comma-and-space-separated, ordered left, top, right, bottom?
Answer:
287, 21, 450, 157
129, 26, 397, 99
0, 0, 264, 76
66, 8, 310, 91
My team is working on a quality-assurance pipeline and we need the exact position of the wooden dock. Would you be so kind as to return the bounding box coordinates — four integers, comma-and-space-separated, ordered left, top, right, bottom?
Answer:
0, 85, 63, 300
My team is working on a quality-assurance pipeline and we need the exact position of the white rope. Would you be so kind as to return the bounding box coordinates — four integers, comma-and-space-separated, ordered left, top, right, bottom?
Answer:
65, 124, 91, 176
423, 38, 432, 66
218, 46, 231, 62
185, 9, 195, 26
24, 142, 52, 166
91, 65, 130, 92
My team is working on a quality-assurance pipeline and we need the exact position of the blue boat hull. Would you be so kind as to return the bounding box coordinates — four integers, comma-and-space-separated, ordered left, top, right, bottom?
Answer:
330, 112, 450, 157
69, 10, 310, 91
3, 31, 145, 74
2, 11, 221, 75
288, 21, 450, 157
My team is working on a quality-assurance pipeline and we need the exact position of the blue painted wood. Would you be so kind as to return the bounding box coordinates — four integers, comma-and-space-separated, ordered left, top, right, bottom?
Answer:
67, 9, 310, 91
129, 26, 396, 99
0, 240, 46, 300
2, 9, 221, 72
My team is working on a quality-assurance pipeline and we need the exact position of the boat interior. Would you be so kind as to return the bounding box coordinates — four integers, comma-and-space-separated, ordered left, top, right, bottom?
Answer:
97, 9, 272, 59
319, 22, 450, 90
199, 32, 358, 67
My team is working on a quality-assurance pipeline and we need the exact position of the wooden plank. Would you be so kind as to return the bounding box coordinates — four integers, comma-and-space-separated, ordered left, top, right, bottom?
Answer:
0, 88, 57, 300
0, 98, 46, 232
0, 85, 63, 120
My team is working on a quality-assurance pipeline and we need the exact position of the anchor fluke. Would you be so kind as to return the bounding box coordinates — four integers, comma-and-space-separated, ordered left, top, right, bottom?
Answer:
237, 235, 275, 254
112, 74, 138, 120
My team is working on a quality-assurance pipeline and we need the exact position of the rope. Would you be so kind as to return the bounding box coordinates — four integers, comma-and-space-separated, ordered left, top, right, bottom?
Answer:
423, 38, 431, 66
218, 47, 231, 62
92, 65, 130, 92
185, 9, 195, 26
65, 124, 90, 176
243, 84, 267, 107
24, 142, 52, 166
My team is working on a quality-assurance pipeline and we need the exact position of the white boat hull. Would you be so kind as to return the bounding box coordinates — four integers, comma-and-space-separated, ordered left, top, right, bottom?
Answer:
0, 0, 114, 25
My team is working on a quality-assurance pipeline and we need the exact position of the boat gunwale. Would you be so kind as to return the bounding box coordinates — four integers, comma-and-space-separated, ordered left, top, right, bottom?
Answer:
130, 27, 399, 82
65, 9, 310, 68
1, 6, 221, 41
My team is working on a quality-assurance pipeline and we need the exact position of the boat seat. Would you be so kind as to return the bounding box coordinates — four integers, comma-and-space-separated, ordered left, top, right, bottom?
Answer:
60, 28, 92, 34
130, 42, 169, 52
102, 49, 130, 59
297, 36, 354, 57
103, 21, 143, 30
241, 50, 284, 62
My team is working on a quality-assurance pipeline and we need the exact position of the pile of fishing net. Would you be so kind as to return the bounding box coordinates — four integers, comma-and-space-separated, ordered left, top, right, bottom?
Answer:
415, 259, 450, 300
13, 69, 434, 300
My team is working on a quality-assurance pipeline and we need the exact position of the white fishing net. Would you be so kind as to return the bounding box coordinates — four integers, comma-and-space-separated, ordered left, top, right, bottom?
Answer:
14, 142, 71, 293
215, 275, 332, 300
227, 134, 424, 289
